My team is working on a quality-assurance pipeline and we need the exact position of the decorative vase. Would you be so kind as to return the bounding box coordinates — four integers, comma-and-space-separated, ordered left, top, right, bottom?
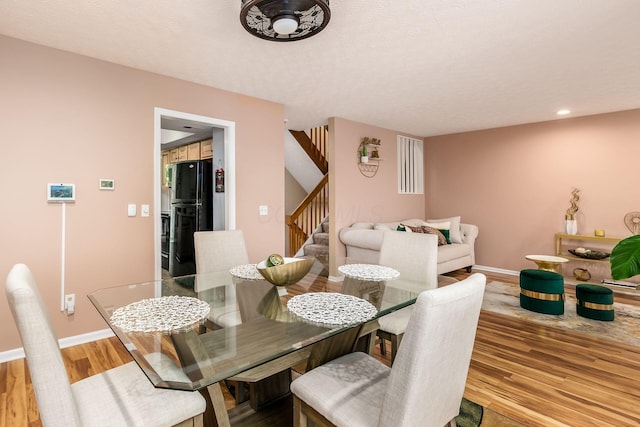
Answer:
361, 156, 368, 163
565, 219, 577, 235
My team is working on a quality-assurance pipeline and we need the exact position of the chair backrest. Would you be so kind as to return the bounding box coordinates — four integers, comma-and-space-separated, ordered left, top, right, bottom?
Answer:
379, 230, 438, 290
378, 273, 486, 427
194, 230, 250, 273
5, 264, 82, 426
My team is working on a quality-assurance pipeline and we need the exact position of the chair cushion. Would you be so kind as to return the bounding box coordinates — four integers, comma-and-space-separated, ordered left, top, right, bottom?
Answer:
378, 306, 414, 335
291, 352, 389, 427
72, 360, 206, 426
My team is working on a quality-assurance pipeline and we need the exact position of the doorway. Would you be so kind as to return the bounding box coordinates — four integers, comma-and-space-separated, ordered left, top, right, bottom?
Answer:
154, 108, 236, 280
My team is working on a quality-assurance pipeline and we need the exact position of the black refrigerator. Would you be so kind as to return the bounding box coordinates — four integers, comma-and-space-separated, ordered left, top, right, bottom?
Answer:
169, 159, 213, 276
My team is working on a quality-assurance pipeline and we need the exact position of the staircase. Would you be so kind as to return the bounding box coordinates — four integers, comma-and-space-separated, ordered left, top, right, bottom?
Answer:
287, 126, 329, 272
302, 218, 329, 271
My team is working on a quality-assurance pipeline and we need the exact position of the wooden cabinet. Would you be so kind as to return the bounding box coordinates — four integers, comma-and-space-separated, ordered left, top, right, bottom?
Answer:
168, 148, 179, 163
187, 142, 201, 160
177, 146, 188, 161
200, 139, 213, 159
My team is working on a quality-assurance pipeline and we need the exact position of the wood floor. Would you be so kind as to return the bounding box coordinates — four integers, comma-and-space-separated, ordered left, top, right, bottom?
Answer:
2, 270, 639, 426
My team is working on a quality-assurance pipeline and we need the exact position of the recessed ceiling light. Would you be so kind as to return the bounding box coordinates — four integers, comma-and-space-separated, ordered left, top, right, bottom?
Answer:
557, 109, 571, 116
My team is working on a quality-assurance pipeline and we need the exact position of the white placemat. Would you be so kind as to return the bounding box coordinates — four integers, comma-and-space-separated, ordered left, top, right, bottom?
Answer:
287, 292, 378, 326
110, 296, 211, 333
338, 264, 400, 281
229, 263, 262, 280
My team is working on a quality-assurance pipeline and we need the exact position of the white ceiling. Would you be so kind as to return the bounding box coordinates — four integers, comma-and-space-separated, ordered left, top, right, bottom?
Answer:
2, 0, 639, 137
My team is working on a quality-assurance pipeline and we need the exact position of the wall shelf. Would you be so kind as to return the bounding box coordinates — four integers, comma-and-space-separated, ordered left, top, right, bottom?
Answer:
358, 140, 382, 178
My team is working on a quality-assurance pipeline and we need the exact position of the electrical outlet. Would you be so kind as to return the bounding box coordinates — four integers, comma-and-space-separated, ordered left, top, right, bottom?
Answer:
65, 294, 75, 315
259, 205, 268, 216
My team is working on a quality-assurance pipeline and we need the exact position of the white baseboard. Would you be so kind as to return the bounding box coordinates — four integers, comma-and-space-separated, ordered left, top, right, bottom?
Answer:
473, 264, 519, 276
0, 328, 115, 363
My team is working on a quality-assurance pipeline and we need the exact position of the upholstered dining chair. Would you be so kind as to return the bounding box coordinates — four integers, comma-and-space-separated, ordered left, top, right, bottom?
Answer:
194, 230, 250, 328
291, 273, 486, 427
376, 230, 439, 364
5, 263, 206, 427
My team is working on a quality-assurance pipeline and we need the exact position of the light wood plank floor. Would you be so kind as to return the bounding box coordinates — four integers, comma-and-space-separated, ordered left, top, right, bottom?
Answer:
2, 270, 639, 426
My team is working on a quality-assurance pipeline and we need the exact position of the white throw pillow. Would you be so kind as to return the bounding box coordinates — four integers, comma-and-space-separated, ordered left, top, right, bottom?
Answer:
427, 216, 462, 243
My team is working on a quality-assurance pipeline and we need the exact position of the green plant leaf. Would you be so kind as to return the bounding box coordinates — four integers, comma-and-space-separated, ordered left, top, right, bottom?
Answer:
610, 235, 640, 280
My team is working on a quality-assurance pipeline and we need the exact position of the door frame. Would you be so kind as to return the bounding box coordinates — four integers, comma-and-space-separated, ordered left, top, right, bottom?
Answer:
154, 107, 236, 280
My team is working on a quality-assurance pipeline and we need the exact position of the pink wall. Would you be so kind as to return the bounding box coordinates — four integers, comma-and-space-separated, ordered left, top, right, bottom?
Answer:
425, 109, 640, 276
0, 36, 285, 352
329, 117, 425, 272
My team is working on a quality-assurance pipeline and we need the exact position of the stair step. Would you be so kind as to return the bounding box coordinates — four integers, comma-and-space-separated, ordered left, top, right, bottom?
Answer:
321, 222, 329, 233
304, 243, 328, 257
313, 232, 329, 245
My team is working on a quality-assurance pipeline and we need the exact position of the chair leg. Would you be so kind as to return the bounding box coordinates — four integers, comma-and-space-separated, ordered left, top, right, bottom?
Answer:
293, 395, 306, 427
379, 337, 387, 355
390, 334, 403, 365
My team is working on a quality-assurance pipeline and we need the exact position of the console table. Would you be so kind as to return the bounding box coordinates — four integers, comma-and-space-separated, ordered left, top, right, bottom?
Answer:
554, 233, 623, 284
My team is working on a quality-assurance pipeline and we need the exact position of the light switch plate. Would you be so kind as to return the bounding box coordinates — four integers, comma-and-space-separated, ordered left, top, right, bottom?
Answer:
141, 204, 150, 217
259, 205, 268, 216
128, 204, 137, 217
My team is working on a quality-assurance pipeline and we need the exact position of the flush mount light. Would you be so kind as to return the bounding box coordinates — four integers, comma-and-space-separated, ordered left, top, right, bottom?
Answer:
557, 109, 571, 115
240, 0, 331, 42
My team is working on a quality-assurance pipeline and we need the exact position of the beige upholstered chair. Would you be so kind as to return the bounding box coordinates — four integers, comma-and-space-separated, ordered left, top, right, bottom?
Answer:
5, 263, 206, 427
376, 230, 439, 363
194, 230, 250, 328
291, 273, 486, 427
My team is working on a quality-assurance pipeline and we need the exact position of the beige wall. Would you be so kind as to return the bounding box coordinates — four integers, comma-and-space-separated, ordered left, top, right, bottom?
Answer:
0, 36, 285, 352
425, 109, 640, 277
329, 117, 425, 272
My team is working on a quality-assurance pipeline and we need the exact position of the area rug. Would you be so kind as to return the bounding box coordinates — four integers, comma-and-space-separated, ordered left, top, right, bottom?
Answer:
483, 281, 640, 347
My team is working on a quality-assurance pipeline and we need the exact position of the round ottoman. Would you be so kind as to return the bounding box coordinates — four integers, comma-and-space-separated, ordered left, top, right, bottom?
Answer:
575, 284, 614, 321
519, 269, 565, 315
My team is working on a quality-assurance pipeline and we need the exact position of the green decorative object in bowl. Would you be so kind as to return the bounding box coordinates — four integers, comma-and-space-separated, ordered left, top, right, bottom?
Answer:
257, 256, 315, 286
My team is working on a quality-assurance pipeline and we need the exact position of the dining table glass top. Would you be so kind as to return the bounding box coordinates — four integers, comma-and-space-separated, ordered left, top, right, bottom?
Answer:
87, 257, 419, 391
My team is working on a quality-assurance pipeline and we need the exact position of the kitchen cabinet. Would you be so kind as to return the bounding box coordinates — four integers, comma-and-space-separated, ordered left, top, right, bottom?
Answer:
187, 142, 201, 160
200, 139, 213, 159
177, 145, 188, 161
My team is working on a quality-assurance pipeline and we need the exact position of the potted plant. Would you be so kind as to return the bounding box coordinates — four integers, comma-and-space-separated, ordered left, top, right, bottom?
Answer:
610, 234, 640, 280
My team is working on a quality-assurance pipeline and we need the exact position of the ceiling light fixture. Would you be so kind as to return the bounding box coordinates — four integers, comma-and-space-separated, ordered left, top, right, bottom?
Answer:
557, 109, 571, 115
240, 0, 331, 42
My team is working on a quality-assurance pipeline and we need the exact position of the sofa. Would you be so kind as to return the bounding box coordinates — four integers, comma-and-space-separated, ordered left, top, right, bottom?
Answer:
339, 217, 479, 275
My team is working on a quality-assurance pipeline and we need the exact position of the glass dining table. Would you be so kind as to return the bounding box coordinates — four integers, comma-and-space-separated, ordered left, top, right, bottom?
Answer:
88, 257, 418, 426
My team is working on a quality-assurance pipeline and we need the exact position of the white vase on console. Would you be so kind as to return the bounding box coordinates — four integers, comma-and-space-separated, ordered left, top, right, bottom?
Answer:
565, 217, 577, 235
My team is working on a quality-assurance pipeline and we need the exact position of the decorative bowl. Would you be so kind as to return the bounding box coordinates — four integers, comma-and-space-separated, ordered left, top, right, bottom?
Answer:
568, 248, 610, 260
256, 257, 315, 287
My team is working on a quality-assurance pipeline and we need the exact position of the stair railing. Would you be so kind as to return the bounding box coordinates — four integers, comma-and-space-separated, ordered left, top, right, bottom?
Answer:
289, 127, 329, 174
286, 174, 329, 256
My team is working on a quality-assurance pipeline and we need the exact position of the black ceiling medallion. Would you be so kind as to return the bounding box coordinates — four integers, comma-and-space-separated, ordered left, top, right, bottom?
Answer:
240, 0, 331, 42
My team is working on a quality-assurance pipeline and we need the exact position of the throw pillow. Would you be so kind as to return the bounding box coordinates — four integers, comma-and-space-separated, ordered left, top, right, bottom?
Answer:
397, 225, 406, 232
404, 224, 423, 233
423, 221, 451, 244
400, 223, 414, 233
438, 228, 451, 244
428, 216, 462, 243
422, 226, 447, 246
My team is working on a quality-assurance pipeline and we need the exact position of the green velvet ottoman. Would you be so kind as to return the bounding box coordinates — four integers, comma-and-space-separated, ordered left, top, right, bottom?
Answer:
519, 269, 565, 315
575, 284, 614, 321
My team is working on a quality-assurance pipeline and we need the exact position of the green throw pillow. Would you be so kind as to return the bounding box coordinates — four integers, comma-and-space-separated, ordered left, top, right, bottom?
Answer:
397, 225, 406, 232
439, 229, 451, 244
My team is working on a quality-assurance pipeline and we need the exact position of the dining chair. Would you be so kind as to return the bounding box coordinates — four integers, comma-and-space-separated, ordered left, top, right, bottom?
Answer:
291, 273, 487, 427
5, 263, 206, 427
194, 230, 250, 328
376, 230, 439, 364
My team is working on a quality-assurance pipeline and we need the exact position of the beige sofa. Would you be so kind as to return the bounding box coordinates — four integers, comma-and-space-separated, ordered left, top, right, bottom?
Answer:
339, 217, 479, 275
